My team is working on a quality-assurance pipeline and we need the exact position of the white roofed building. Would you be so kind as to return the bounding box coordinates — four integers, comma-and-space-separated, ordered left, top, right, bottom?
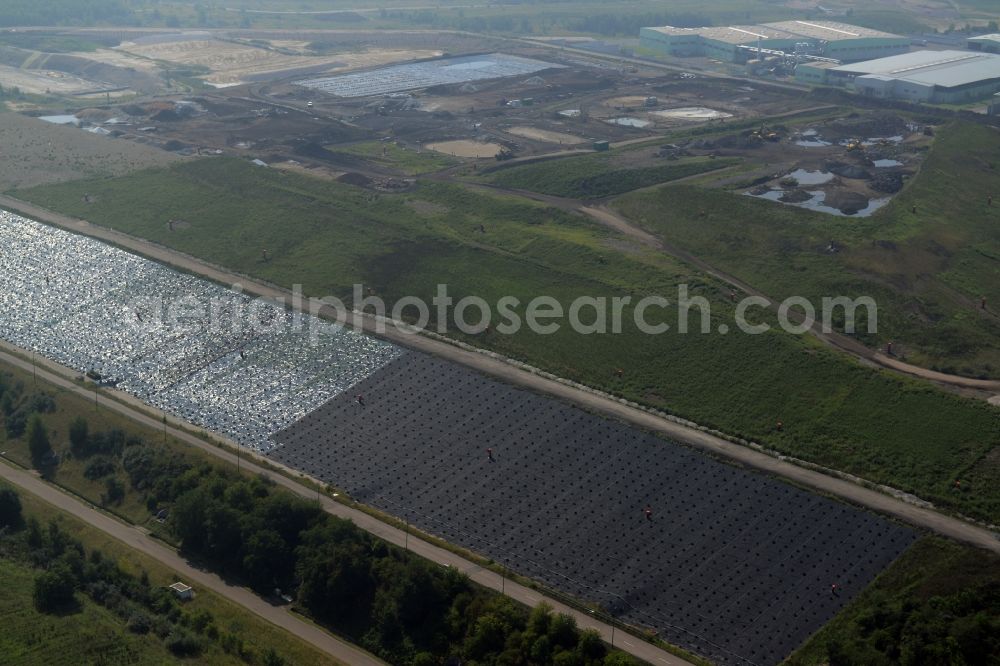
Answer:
808, 50, 1000, 103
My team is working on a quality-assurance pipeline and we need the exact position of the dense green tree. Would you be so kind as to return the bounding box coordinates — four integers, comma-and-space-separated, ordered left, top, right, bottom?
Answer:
84, 456, 116, 480
170, 487, 210, 552
242, 529, 288, 592
0, 486, 22, 529
529, 602, 554, 636
577, 629, 607, 662
26, 414, 52, 468
102, 477, 125, 505
466, 613, 509, 660
531, 635, 554, 663
203, 503, 242, 564
549, 613, 580, 650
68, 416, 90, 456
33, 561, 78, 612
296, 535, 374, 625
26, 516, 43, 549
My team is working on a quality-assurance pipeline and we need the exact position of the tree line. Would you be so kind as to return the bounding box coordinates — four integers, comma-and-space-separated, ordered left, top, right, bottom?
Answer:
0, 0, 132, 27
136, 440, 633, 665
0, 368, 638, 665
0, 483, 286, 664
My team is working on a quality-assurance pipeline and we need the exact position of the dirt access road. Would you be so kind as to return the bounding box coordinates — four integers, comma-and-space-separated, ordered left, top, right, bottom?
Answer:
580, 205, 1000, 396
0, 459, 382, 666
1, 195, 997, 556
0, 347, 694, 666
449, 182, 1000, 399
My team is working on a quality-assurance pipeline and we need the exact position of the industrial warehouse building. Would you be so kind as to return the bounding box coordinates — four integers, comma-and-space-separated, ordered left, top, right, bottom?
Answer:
796, 50, 1000, 103
639, 21, 909, 63
968, 34, 1000, 54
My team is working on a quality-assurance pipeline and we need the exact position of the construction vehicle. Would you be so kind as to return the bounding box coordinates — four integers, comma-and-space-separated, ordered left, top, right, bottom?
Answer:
759, 123, 780, 141
749, 124, 780, 142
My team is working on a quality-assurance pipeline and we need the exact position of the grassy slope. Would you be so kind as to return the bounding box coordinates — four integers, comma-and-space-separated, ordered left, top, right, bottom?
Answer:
786, 536, 1000, 666
486, 154, 740, 199
333, 140, 459, 175
0, 557, 182, 666
0, 481, 340, 666
613, 121, 1000, 378
14, 158, 1000, 522
0, 363, 230, 539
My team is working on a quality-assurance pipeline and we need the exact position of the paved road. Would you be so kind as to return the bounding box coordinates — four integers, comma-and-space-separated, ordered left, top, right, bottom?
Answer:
0, 347, 693, 666
1, 196, 998, 553
0, 459, 383, 666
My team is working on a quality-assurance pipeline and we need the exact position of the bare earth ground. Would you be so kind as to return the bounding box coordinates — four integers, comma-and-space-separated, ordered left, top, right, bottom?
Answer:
0, 113, 180, 190
0, 64, 117, 96
118, 39, 441, 86
65, 47, 162, 74
425, 139, 504, 158
505, 126, 585, 144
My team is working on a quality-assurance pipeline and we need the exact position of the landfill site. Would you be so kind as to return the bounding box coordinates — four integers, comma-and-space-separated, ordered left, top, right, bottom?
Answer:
0, 22, 992, 666
0, 206, 915, 666
0, 210, 401, 451
9, 29, 936, 217
7, 31, 815, 160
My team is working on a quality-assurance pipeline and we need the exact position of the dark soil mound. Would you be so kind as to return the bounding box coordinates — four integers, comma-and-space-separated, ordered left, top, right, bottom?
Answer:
337, 172, 373, 188
824, 113, 909, 141
780, 189, 814, 203
871, 172, 904, 194
825, 190, 870, 215
826, 161, 872, 180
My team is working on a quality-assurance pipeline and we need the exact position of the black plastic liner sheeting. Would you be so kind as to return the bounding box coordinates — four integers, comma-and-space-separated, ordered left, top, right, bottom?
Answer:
268, 352, 916, 665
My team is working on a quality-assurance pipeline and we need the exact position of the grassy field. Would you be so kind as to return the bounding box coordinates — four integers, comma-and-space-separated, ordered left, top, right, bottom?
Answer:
14, 157, 1000, 523
787, 536, 1000, 665
0, 556, 187, 666
333, 140, 458, 176
485, 154, 740, 199
613, 121, 1000, 379
0, 481, 340, 666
